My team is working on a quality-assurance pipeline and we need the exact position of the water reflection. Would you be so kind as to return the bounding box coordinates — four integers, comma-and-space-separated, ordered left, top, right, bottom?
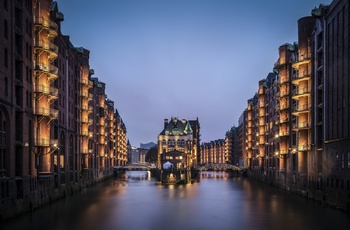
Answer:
1, 171, 349, 230
125, 170, 151, 181
200, 171, 231, 179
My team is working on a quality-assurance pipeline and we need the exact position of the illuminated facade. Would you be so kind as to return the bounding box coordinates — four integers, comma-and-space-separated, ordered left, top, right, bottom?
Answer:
0, 0, 128, 219
33, 0, 59, 178
115, 108, 127, 166
274, 43, 297, 182
292, 17, 314, 188
158, 117, 200, 168
200, 139, 225, 164
236, 0, 350, 212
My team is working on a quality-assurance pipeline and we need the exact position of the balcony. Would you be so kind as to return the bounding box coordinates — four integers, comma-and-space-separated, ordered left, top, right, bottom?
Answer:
81, 91, 89, 98
81, 149, 90, 154
292, 104, 311, 115
81, 79, 93, 88
292, 88, 310, 99
297, 144, 310, 151
34, 107, 58, 119
279, 77, 289, 85
280, 118, 289, 124
279, 130, 289, 137
35, 138, 58, 147
292, 55, 311, 69
259, 140, 265, 145
34, 84, 58, 100
34, 63, 58, 81
81, 131, 89, 137
34, 39, 58, 60
293, 122, 310, 130
81, 105, 89, 111
80, 118, 92, 125
98, 136, 105, 145
292, 73, 311, 84
34, 17, 58, 38
280, 104, 289, 111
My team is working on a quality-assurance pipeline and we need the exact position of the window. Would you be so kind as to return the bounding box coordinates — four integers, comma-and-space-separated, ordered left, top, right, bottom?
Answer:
4, 49, 8, 67
4, 77, 8, 95
4, 20, 8, 39
0, 110, 8, 177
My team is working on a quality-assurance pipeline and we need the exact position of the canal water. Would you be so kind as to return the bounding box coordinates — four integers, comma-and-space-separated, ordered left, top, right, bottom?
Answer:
1, 171, 350, 230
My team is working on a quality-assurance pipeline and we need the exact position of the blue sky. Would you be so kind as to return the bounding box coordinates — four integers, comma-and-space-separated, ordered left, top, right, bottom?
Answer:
56, 0, 332, 147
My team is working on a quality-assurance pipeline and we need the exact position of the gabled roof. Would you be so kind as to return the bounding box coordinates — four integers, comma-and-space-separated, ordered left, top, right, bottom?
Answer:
159, 117, 192, 136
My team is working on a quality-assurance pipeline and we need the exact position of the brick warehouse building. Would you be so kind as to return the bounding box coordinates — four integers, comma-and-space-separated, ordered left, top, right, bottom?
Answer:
0, 0, 128, 219
235, 0, 350, 212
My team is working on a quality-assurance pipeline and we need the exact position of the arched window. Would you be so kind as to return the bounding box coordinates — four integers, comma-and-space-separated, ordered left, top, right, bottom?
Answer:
177, 140, 181, 145
162, 140, 166, 145
168, 140, 171, 145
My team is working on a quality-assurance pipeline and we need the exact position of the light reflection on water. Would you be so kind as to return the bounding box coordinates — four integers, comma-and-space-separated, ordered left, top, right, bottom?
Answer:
1, 171, 350, 230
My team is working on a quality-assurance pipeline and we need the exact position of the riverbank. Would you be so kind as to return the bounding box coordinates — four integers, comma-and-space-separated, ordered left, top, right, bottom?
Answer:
0, 172, 115, 222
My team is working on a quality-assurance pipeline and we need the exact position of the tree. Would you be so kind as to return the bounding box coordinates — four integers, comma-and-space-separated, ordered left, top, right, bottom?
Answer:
145, 146, 158, 163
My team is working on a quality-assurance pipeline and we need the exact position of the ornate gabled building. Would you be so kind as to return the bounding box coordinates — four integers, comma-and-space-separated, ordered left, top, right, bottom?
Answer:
157, 117, 199, 169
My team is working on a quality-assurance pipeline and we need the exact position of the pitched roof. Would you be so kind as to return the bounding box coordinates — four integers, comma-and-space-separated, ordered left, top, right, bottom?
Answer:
159, 117, 192, 136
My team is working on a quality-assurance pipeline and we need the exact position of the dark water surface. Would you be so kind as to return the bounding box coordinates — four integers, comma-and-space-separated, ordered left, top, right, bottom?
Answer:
1, 171, 349, 230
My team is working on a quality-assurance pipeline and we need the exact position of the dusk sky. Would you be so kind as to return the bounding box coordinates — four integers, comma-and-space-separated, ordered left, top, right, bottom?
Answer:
56, 0, 331, 147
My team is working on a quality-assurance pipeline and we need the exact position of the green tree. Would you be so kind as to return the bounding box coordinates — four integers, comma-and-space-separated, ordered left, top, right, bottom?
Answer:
145, 146, 158, 163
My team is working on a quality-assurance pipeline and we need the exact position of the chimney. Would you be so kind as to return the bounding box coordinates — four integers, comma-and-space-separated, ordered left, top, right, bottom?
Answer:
164, 119, 168, 128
